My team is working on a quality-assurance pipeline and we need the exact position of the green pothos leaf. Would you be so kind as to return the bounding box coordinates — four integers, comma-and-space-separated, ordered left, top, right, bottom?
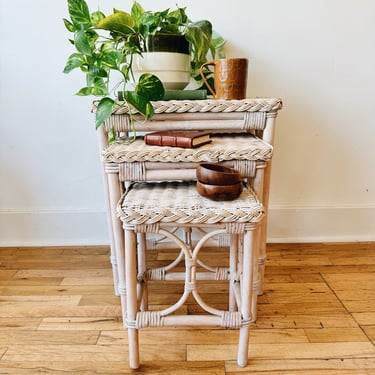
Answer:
63, 52, 85, 73
95, 97, 115, 129
96, 11, 135, 35
123, 91, 154, 120
67, 0, 92, 29
63, 18, 76, 32
135, 73, 164, 101
74, 28, 92, 56
108, 126, 116, 143
91, 11, 106, 26
185, 20, 212, 67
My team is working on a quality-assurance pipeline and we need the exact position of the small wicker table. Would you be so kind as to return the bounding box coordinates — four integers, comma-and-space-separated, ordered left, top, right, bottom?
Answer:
117, 180, 264, 368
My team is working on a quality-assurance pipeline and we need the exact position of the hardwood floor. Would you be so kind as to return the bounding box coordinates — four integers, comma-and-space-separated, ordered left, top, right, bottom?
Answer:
0, 242, 374, 374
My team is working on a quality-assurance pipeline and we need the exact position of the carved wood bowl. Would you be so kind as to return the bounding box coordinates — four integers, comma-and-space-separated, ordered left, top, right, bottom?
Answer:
196, 180, 243, 201
196, 163, 242, 185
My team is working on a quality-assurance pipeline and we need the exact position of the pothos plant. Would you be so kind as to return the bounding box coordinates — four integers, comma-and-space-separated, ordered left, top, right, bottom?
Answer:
63, 0, 225, 138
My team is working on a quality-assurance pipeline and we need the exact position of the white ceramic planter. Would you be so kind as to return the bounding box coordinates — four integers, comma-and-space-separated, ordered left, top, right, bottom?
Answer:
132, 52, 191, 90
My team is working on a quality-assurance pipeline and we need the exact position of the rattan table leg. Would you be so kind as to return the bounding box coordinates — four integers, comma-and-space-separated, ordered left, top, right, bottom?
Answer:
238, 229, 256, 367
229, 233, 239, 311
107, 173, 125, 297
137, 232, 148, 311
124, 228, 140, 369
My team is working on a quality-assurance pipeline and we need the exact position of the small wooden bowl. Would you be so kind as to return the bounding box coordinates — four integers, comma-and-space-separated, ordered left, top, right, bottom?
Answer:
196, 163, 241, 185
196, 180, 243, 201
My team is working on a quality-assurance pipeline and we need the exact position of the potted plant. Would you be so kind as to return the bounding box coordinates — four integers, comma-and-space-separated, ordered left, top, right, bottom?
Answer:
63, 0, 225, 136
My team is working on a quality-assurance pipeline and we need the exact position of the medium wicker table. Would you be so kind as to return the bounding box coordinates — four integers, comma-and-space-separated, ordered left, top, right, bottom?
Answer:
97, 98, 282, 294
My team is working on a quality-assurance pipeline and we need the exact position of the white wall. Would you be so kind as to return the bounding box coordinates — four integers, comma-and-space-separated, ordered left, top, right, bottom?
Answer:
0, 0, 374, 245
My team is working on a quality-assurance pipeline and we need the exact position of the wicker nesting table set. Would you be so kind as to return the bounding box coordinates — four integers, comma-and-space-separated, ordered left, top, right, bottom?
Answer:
96, 98, 282, 368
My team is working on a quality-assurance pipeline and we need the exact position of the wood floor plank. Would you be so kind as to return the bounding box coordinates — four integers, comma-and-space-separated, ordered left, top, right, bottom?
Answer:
249, 329, 309, 343
0, 331, 99, 345
1, 285, 116, 296
0, 270, 17, 281
325, 256, 375, 266
0, 303, 121, 318
187, 342, 375, 361
362, 325, 375, 344
305, 327, 369, 342
15, 269, 113, 279
0, 361, 226, 374
2, 344, 186, 362
341, 299, 375, 313
253, 314, 359, 329
266, 264, 375, 275
79, 295, 121, 306
60, 277, 114, 286
262, 283, 338, 304
263, 274, 295, 283
38, 317, 123, 331
333, 289, 375, 301
289, 273, 325, 283
99, 328, 239, 345
0, 277, 64, 286
225, 358, 375, 374
323, 273, 375, 289
257, 301, 347, 315
135, 361, 226, 375
0, 317, 41, 330
266, 256, 333, 267
352, 312, 375, 325
264, 282, 332, 292
0, 347, 7, 358
0, 295, 81, 304
228, 370, 374, 375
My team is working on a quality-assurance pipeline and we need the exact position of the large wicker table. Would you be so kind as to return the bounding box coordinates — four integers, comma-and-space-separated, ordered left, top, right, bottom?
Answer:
95, 98, 283, 368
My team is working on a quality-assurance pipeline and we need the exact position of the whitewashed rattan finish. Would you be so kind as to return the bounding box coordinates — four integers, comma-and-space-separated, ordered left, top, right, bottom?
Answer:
95, 98, 282, 369
117, 180, 264, 368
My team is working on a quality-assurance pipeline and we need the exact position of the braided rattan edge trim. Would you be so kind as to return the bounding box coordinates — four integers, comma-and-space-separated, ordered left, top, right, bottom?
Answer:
92, 98, 283, 115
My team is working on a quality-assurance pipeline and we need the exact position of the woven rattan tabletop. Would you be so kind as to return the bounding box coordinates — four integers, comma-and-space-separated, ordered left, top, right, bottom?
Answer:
117, 181, 264, 225
104, 133, 272, 164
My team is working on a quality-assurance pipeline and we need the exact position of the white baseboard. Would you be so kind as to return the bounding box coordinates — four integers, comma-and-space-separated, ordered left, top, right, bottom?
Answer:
267, 205, 375, 243
0, 209, 110, 247
0, 206, 374, 246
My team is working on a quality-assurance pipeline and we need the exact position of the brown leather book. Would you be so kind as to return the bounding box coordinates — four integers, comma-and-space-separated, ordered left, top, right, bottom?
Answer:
144, 131, 211, 148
